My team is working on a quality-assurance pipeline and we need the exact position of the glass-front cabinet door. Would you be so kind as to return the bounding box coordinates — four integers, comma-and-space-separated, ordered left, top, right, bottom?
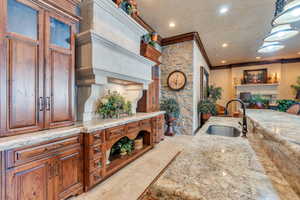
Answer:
44, 12, 75, 129
2, 0, 44, 135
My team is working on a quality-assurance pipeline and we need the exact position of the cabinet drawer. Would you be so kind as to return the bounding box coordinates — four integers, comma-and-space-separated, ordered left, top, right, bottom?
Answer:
86, 130, 104, 145
127, 122, 140, 133
89, 168, 102, 187
105, 126, 126, 140
6, 135, 82, 168
88, 157, 102, 173
88, 144, 102, 158
139, 119, 152, 128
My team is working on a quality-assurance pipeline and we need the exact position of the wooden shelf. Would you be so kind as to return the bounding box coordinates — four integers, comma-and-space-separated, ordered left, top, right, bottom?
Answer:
105, 145, 153, 177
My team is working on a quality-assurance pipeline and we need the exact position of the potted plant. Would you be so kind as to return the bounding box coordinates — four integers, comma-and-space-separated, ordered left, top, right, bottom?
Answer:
291, 76, 300, 99
96, 91, 132, 119
198, 99, 217, 121
160, 98, 180, 136
208, 85, 222, 103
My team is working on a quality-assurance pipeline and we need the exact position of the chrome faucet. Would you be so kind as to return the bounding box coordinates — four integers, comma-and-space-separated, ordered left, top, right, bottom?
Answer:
225, 99, 248, 137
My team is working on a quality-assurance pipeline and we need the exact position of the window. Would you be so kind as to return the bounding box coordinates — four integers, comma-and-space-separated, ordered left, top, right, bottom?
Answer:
50, 17, 71, 49
7, 0, 38, 40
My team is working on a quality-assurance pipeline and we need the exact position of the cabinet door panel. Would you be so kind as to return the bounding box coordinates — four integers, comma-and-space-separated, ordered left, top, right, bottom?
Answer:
2, 0, 44, 136
8, 39, 39, 129
57, 148, 83, 199
6, 160, 50, 200
45, 13, 75, 129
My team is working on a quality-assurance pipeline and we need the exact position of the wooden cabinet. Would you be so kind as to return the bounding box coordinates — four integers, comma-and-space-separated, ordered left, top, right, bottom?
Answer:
4, 134, 83, 200
137, 66, 160, 113
0, 0, 80, 137
83, 115, 163, 191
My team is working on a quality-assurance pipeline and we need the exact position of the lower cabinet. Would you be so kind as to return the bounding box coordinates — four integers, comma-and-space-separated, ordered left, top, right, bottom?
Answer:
4, 135, 83, 200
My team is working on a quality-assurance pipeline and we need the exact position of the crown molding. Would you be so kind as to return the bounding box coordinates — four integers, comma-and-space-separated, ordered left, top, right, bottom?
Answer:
211, 57, 300, 70
161, 32, 212, 68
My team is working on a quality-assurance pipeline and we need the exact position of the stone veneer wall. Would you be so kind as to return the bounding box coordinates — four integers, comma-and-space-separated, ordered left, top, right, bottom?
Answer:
160, 41, 194, 135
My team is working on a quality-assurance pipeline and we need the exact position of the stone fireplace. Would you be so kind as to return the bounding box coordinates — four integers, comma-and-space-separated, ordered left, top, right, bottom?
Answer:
77, 0, 155, 122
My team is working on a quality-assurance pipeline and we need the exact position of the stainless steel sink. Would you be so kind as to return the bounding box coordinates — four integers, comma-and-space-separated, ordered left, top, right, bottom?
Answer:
206, 125, 241, 137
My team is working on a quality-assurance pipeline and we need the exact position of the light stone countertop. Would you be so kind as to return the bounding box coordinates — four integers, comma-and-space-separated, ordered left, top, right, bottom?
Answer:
0, 112, 165, 151
0, 126, 82, 151
80, 111, 165, 133
148, 117, 280, 200
246, 109, 300, 147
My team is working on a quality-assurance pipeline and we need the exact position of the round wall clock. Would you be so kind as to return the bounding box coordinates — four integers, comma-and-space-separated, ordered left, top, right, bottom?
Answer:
167, 70, 187, 91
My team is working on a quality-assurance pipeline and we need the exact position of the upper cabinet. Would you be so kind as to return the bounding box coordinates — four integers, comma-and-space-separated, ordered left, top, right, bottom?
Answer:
0, 0, 80, 137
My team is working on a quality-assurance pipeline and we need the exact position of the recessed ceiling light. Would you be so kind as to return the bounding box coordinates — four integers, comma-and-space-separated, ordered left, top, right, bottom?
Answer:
169, 22, 176, 28
221, 60, 227, 64
219, 6, 229, 14
256, 56, 261, 59
222, 43, 228, 48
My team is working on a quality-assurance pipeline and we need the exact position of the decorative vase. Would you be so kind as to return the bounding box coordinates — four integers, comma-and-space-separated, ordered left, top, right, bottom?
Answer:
106, 149, 111, 165
120, 151, 127, 157
151, 32, 158, 42
202, 113, 212, 121
165, 114, 176, 136
134, 138, 143, 150
113, 0, 122, 7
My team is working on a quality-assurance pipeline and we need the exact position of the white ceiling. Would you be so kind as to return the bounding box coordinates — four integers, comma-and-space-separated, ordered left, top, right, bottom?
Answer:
138, 0, 300, 66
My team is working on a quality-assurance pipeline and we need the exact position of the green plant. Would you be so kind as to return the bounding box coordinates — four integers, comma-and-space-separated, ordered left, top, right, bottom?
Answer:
291, 76, 300, 91
160, 98, 180, 118
111, 137, 134, 155
208, 85, 222, 102
198, 99, 217, 116
250, 95, 269, 107
142, 33, 157, 47
277, 99, 298, 112
96, 91, 132, 119
120, 0, 133, 15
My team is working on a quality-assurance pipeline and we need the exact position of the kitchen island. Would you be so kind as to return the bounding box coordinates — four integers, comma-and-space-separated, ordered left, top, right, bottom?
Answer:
146, 117, 280, 200
246, 109, 300, 196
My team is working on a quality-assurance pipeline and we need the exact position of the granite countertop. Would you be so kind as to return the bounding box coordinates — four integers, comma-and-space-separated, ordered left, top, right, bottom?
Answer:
246, 109, 300, 148
80, 111, 165, 133
148, 117, 280, 200
0, 126, 82, 151
0, 112, 165, 151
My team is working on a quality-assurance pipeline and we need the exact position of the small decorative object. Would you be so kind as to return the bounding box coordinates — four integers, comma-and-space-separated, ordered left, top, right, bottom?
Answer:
291, 76, 300, 99
243, 68, 268, 84
151, 32, 158, 42
119, 0, 138, 15
160, 98, 180, 136
198, 99, 217, 121
142, 33, 157, 47
233, 77, 239, 85
167, 71, 187, 91
96, 91, 132, 119
134, 137, 143, 150
273, 73, 279, 83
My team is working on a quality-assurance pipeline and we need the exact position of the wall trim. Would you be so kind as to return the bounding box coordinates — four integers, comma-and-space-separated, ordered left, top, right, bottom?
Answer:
161, 32, 212, 68
211, 57, 300, 70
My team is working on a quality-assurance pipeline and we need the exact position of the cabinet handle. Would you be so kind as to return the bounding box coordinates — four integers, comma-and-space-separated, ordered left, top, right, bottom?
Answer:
46, 97, 51, 111
39, 97, 44, 111
94, 135, 101, 140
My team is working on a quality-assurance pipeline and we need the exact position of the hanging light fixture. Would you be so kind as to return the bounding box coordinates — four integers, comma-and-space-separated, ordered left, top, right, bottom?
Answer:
264, 24, 299, 42
273, 0, 300, 25
258, 42, 285, 53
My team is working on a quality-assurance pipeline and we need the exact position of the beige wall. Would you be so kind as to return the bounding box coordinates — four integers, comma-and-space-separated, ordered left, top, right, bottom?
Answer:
210, 62, 300, 109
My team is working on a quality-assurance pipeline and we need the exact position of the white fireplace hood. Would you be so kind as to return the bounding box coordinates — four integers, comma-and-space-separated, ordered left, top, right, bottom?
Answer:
76, 0, 155, 122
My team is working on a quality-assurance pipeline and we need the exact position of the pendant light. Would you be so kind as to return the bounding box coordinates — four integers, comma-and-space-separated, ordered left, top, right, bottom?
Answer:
264, 24, 299, 42
273, 0, 300, 25
258, 42, 285, 53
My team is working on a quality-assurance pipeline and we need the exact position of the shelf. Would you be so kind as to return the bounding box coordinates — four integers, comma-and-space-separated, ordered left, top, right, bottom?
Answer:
105, 145, 153, 177
235, 83, 279, 87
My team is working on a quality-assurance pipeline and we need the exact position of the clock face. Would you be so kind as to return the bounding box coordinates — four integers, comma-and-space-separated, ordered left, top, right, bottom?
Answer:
167, 71, 187, 91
